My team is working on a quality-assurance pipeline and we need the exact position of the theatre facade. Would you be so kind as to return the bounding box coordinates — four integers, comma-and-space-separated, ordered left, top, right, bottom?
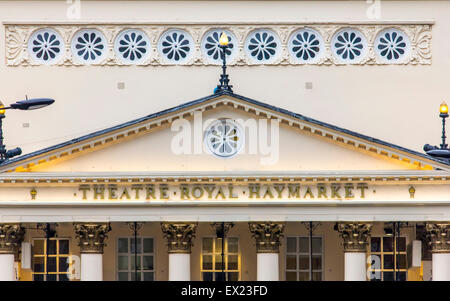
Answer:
0, 0, 449, 282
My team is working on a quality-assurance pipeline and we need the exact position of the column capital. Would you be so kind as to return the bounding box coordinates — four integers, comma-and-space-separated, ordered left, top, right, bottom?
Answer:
335, 222, 372, 253
426, 222, 450, 253
161, 222, 198, 254
73, 223, 111, 254
248, 222, 285, 253
0, 224, 25, 255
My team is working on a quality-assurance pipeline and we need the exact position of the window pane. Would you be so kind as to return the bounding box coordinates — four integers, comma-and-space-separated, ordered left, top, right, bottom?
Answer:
299, 237, 309, 253
203, 238, 213, 253
299, 255, 309, 270
118, 256, 128, 271
396, 237, 406, 252
118, 238, 128, 253
59, 274, 69, 281
47, 257, 57, 272
48, 240, 57, 255
396, 254, 407, 269
312, 237, 322, 253
203, 272, 213, 281
383, 237, 393, 252
216, 238, 223, 254
370, 237, 381, 252
34, 257, 45, 273
286, 255, 297, 270
286, 271, 297, 281
118, 272, 128, 281
142, 256, 154, 270
131, 272, 141, 281
215, 272, 225, 281
383, 254, 394, 269
143, 272, 154, 281
228, 255, 238, 270
227, 238, 238, 253
215, 255, 223, 270
202, 255, 213, 270
47, 274, 57, 281
33, 240, 45, 255
312, 255, 322, 270
227, 272, 239, 281
130, 256, 141, 270
312, 272, 322, 281
396, 271, 407, 281
33, 274, 44, 281
287, 237, 297, 253
298, 272, 309, 281
130, 238, 142, 254
383, 271, 394, 281
143, 238, 153, 253
59, 240, 69, 255
59, 257, 69, 273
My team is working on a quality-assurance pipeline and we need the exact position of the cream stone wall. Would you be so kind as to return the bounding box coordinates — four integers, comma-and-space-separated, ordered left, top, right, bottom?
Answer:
0, 0, 448, 161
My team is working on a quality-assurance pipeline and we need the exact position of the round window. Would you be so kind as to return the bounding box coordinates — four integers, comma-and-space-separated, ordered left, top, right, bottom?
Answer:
204, 119, 244, 158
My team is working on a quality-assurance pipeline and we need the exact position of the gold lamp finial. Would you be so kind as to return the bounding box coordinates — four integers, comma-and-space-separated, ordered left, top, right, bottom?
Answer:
440, 102, 448, 114
219, 32, 229, 46
0, 101, 5, 115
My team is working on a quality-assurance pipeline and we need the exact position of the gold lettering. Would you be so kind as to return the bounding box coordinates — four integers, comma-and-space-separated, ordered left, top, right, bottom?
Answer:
93, 185, 105, 200
273, 184, 285, 198
120, 188, 131, 200
228, 185, 238, 199
303, 186, 315, 199
192, 186, 204, 199
79, 185, 90, 200
248, 184, 260, 198
180, 185, 190, 200
331, 184, 342, 199
146, 185, 156, 199
204, 185, 215, 199
288, 184, 300, 198
357, 183, 369, 198
345, 184, 355, 199
263, 186, 274, 199
160, 185, 169, 199
132, 185, 143, 199
317, 184, 327, 198
215, 186, 226, 199
108, 185, 118, 200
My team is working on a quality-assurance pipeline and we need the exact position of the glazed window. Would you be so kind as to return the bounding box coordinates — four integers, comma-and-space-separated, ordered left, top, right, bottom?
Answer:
117, 237, 155, 281
32, 238, 70, 281
285, 236, 323, 281
368, 236, 407, 281
201, 237, 240, 281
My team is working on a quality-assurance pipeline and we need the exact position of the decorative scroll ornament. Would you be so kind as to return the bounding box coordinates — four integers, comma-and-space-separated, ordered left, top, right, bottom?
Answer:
248, 222, 285, 253
0, 224, 25, 254
335, 222, 372, 252
210, 222, 235, 237
73, 223, 111, 254
5, 23, 432, 66
426, 223, 450, 253
161, 222, 198, 254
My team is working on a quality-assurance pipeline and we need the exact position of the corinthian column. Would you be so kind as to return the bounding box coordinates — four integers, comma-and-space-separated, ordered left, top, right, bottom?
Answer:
426, 223, 450, 281
74, 223, 111, 281
248, 222, 284, 281
335, 222, 372, 281
161, 222, 197, 281
0, 224, 25, 281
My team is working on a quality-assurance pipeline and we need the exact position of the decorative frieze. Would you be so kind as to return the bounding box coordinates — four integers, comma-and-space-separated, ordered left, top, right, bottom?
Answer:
5, 22, 432, 66
248, 222, 284, 253
426, 223, 450, 253
161, 222, 198, 254
0, 224, 25, 255
73, 223, 111, 254
335, 222, 372, 252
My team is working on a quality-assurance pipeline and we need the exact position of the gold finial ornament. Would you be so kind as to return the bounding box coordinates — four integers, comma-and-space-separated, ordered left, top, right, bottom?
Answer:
440, 102, 448, 114
0, 102, 5, 115
219, 32, 229, 46
30, 188, 37, 200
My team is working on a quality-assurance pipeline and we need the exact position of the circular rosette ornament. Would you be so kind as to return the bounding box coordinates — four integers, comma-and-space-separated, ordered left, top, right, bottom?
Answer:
331, 28, 367, 63
158, 29, 194, 64
114, 29, 151, 64
204, 119, 244, 158
288, 28, 324, 63
28, 28, 64, 64
201, 29, 237, 64
245, 29, 281, 63
375, 28, 410, 63
71, 29, 107, 64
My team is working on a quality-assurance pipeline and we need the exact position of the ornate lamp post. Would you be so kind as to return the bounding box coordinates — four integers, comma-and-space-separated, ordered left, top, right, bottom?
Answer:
0, 98, 54, 163
215, 32, 233, 93
424, 102, 450, 162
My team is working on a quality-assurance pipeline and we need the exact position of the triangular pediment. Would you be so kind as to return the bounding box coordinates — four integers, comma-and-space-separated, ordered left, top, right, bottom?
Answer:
1, 92, 449, 173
